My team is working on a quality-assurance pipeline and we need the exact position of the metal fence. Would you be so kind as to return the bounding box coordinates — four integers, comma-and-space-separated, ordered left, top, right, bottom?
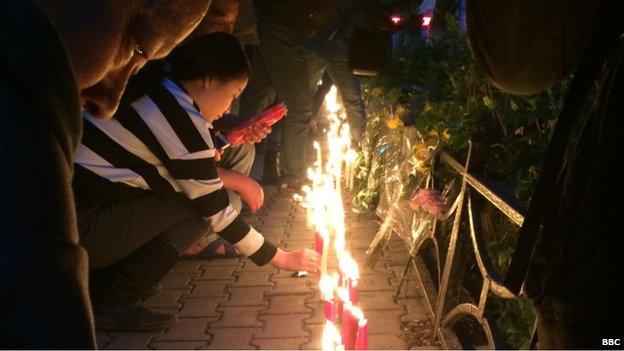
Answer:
394, 147, 533, 349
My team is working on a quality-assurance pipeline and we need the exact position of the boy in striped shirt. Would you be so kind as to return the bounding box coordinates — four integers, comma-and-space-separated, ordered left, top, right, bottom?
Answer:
74, 33, 319, 330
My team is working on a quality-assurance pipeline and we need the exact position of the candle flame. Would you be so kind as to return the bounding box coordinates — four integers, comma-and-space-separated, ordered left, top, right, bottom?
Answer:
337, 287, 350, 303
319, 273, 338, 300
346, 304, 365, 321
294, 85, 367, 348
322, 321, 343, 351
338, 252, 359, 280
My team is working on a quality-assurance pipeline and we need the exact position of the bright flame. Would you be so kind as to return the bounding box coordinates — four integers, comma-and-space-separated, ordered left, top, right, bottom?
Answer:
294, 85, 366, 348
337, 287, 350, 303
322, 321, 343, 351
319, 273, 339, 300
338, 252, 359, 280
346, 304, 365, 321
325, 86, 340, 114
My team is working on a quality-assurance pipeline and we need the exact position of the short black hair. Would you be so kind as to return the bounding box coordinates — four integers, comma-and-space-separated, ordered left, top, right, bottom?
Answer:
168, 32, 250, 83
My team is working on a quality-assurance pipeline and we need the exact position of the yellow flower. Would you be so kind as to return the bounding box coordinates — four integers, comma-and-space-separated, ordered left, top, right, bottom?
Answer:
386, 117, 403, 129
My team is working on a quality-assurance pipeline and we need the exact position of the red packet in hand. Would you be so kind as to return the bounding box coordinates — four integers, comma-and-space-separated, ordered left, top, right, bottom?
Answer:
227, 103, 287, 147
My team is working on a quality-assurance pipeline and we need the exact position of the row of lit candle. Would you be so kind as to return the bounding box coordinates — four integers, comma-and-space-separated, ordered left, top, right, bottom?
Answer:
295, 86, 367, 350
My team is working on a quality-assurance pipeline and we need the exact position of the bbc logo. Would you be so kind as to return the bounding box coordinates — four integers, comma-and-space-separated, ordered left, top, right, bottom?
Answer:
602, 339, 621, 346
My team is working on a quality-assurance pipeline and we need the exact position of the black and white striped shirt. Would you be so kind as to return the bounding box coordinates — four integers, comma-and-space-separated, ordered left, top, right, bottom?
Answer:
74, 78, 276, 265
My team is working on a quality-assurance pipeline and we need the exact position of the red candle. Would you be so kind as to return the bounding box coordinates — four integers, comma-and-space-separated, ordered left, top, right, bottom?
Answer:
354, 318, 368, 350
324, 299, 336, 322
335, 287, 349, 323
315, 231, 324, 255
347, 279, 359, 305
341, 304, 358, 350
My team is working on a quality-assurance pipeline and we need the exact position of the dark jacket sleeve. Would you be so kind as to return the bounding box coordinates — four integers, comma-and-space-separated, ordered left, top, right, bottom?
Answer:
0, 82, 96, 348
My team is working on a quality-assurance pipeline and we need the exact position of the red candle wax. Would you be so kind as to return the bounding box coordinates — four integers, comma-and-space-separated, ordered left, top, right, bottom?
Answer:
315, 232, 324, 255
324, 299, 335, 322
342, 306, 358, 350
348, 279, 359, 305
354, 319, 368, 350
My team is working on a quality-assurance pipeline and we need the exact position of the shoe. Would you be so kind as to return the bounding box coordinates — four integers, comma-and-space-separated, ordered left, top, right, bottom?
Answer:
90, 237, 181, 331
182, 237, 242, 260
94, 304, 178, 331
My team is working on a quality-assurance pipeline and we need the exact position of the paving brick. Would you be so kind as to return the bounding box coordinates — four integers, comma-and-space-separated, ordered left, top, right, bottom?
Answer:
263, 294, 313, 315
400, 296, 430, 322
228, 271, 274, 287
369, 333, 407, 349
201, 257, 243, 267
178, 297, 226, 317
160, 273, 194, 290
259, 211, 291, 221
204, 327, 260, 349
194, 266, 236, 281
271, 269, 315, 279
266, 277, 314, 296
221, 286, 270, 307
385, 254, 411, 267
358, 274, 395, 292
302, 300, 324, 325
211, 306, 264, 327
187, 281, 228, 298
346, 221, 380, 230
171, 261, 204, 274
153, 318, 215, 341
359, 291, 404, 311
236, 259, 278, 273
255, 313, 310, 338
268, 200, 295, 211
106, 331, 163, 349
360, 265, 395, 277
151, 341, 208, 349
300, 323, 323, 350
253, 224, 287, 235
142, 289, 186, 309
285, 218, 308, 228
253, 337, 309, 349
365, 310, 404, 335
348, 237, 377, 250
283, 228, 316, 239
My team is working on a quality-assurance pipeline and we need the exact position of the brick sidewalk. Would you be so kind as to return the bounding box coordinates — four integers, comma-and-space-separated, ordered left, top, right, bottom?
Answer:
96, 186, 436, 350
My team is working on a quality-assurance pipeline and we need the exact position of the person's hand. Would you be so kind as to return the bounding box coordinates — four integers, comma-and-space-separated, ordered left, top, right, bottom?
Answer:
410, 189, 449, 216
242, 124, 271, 144
237, 176, 264, 212
214, 149, 224, 162
270, 248, 320, 272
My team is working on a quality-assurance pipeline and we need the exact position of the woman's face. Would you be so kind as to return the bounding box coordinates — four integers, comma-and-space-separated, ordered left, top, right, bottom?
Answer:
198, 77, 248, 121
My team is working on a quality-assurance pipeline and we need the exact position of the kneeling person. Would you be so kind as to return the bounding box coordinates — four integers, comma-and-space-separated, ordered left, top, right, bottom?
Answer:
73, 33, 319, 330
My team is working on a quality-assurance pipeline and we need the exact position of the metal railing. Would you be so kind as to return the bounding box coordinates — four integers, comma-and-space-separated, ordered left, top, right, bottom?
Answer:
394, 147, 532, 349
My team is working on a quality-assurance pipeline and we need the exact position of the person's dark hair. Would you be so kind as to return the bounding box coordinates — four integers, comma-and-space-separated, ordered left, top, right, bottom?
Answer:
122, 32, 249, 104
168, 32, 250, 83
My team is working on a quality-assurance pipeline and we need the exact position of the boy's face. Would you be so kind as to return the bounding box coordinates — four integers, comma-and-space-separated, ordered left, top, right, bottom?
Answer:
198, 77, 248, 121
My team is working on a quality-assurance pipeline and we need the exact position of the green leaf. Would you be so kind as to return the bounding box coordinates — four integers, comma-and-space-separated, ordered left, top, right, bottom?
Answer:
483, 96, 493, 108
